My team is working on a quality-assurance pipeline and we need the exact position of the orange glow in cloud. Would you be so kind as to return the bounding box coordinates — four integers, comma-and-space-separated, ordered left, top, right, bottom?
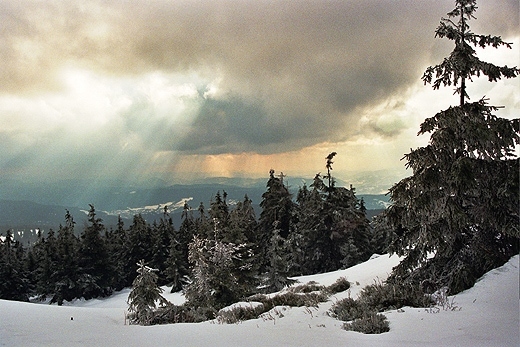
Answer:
164, 138, 410, 182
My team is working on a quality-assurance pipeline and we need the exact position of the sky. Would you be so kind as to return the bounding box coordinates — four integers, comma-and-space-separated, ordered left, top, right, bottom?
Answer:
1, 0, 519, 191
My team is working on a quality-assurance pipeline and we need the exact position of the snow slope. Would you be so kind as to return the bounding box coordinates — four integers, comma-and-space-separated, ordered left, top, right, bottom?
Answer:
1, 254, 518, 347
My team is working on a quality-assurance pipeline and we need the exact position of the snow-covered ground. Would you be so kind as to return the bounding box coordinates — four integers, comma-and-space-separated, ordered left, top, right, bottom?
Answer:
1, 254, 518, 347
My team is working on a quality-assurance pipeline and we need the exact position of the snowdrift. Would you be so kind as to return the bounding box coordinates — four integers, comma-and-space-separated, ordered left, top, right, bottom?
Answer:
0, 254, 518, 347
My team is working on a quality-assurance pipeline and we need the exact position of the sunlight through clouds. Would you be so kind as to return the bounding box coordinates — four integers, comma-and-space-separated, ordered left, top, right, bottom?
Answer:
0, 0, 517, 188
0, 67, 211, 182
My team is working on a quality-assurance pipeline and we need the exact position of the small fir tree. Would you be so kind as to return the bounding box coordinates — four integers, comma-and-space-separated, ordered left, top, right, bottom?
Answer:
226, 195, 259, 296
195, 202, 211, 238
150, 207, 175, 285
105, 215, 128, 291
165, 236, 188, 293
184, 235, 213, 309
209, 191, 230, 239
124, 214, 154, 287
185, 225, 245, 311
33, 229, 58, 299
127, 260, 168, 325
264, 221, 295, 292
293, 179, 327, 274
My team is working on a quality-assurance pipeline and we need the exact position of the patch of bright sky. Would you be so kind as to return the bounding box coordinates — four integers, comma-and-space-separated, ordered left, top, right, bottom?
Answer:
183, 34, 520, 183
0, 67, 207, 147
0, 67, 217, 184
471, 36, 520, 117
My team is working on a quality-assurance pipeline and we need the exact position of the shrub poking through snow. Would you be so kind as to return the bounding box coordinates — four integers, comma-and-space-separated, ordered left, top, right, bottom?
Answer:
249, 291, 328, 311
329, 279, 433, 334
426, 287, 462, 313
329, 297, 367, 322
287, 281, 325, 294
326, 277, 351, 294
215, 303, 266, 324
213, 288, 331, 324
343, 313, 390, 334
287, 277, 351, 296
358, 280, 433, 312
149, 303, 220, 325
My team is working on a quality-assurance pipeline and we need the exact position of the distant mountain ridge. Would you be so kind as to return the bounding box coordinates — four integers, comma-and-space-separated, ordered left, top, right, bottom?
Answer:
0, 176, 391, 208
0, 179, 390, 243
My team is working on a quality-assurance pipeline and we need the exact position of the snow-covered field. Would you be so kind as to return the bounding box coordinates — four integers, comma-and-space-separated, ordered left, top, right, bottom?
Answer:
1, 254, 518, 347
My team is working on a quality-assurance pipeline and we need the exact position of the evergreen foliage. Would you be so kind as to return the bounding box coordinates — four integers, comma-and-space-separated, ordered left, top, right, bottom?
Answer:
184, 233, 245, 311
292, 154, 372, 274
184, 191, 258, 308
226, 195, 259, 296
2, 154, 377, 313
150, 207, 175, 285
257, 170, 294, 272
421, 0, 519, 107
369, 214, 396, 255
0, 230, 29, 301
384, 0, 519, 294
195, 202, 210, 238
127, 260, 168, 325
78, 205, 113, 299
105, 216, 128, 291
264, 221, 295, 292
209, 191, 230, 238
124, 214, 154, 287
50, 212, 80, 304
34, 228, 58, 299
166, 202, 192, 292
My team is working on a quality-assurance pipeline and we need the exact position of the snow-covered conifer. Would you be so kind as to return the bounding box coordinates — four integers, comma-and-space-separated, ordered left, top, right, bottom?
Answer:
385, 0, 519, 294
185, 231, 246, 310
265, 221, 294, 292
127, 260, 168, 325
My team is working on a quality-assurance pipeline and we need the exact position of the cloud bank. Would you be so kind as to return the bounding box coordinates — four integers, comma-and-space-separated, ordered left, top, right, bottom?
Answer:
0, 0, 518, 184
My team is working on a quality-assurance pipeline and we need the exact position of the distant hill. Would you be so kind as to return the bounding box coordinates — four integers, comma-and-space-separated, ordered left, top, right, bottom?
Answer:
0, 174, 395, 210
0, 199, 123, 243
0, 180, 390, 243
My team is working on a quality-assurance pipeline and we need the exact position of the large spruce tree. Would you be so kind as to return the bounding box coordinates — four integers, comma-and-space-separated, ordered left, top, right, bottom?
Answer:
385, 0, 519, 294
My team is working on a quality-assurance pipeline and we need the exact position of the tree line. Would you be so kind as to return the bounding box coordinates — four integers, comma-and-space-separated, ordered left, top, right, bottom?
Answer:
0, 154, 391, 308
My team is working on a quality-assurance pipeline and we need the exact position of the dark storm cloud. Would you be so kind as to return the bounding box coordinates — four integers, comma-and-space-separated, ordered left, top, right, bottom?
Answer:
1, 0, 518, 155
176, 96, 318, 154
